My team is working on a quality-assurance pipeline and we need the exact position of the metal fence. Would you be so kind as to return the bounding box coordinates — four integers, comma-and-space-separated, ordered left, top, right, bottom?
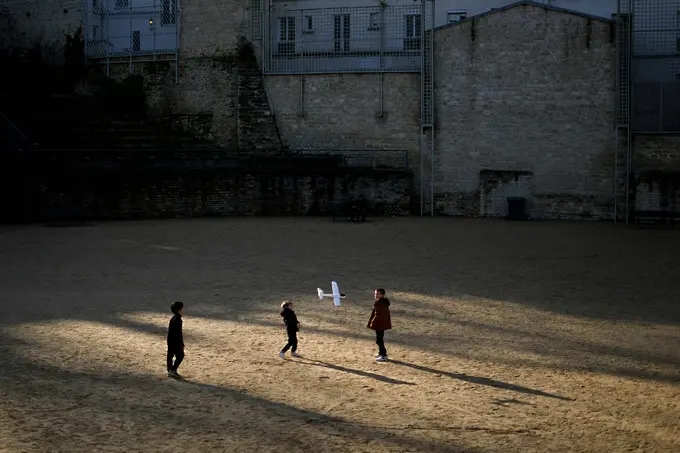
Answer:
84, 0, 179, 62
261, 3, 435, 74
619, 0, 680, 132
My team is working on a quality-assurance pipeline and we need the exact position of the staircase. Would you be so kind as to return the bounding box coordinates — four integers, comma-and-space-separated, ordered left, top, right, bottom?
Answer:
237, 70, 282, 151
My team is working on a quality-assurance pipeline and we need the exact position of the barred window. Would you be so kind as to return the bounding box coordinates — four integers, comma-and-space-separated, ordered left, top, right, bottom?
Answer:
279, 17, 295, 41
132, 30, 140, 51
404, 14, 421, 50
405, 14, 421, 38
162, 0, 177, 26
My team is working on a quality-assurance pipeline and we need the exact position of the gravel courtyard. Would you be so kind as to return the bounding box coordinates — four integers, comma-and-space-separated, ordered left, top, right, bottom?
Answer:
0, 217, 678, 453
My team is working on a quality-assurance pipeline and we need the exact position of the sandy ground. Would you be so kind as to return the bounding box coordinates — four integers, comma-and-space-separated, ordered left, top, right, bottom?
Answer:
0, 217, 679, 453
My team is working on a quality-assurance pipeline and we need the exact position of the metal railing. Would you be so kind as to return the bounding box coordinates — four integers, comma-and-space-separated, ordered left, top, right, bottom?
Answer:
262, 3, 434, 74
84, 0, 180, 64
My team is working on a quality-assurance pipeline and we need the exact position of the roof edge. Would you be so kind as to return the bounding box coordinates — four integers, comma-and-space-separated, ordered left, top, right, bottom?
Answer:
434, 0, 614, 33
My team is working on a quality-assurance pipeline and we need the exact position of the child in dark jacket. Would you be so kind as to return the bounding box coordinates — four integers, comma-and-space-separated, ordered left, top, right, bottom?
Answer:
367, 288, 392, 362
167, 301, 185, 377
278, 301, 302, 358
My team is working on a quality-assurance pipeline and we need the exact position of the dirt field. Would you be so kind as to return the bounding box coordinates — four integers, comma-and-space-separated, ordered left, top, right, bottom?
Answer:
1, 217, 679, 453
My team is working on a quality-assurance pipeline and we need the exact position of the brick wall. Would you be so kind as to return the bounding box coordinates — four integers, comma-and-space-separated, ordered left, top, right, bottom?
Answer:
265, 73, 421, 158
433, 4, 617, 219
14, 154, 412, 220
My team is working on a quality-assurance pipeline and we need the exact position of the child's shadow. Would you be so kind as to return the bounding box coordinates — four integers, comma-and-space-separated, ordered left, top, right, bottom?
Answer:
389, 360, 572, 401
291, 357, 416, 386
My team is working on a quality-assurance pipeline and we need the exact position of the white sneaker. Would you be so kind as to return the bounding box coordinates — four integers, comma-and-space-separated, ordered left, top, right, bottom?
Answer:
291, 352, 302, 358
376, 355, 387, 362
375, 353, 388, 359
278, 352, 286, 359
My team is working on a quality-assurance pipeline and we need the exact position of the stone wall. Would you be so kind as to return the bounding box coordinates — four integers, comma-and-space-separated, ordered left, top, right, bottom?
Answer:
1, 0, 83, 57
180, 0, 252, 58
631, 135, 680, 212
103, 59, 240, 148
433, 4, 617, 219
9, 153, 412, 221
633, 136, 680, 172
265, 73, 421, 157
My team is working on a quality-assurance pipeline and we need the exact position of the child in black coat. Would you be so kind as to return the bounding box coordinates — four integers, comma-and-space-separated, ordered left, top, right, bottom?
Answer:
278, 301, 301, 358
167, 301, 185, 377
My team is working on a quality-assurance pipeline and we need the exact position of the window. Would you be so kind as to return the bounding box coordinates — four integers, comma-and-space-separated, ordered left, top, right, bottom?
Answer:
132, 30, 140, 51
278, 16, 296, 54
369, 12, 379, 30
115, 0, 128, 8
303, 15, 313, 34
334, 14, 351, 52
161, 0, 176, 26
92, 24, 100, 40
404, 14, 421, 50
447, 10, 466, 24
279, 16, 295, 41
405, 14, 421, 38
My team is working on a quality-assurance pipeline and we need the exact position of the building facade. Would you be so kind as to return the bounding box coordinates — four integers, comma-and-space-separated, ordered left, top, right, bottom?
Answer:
3, 0, 679, 219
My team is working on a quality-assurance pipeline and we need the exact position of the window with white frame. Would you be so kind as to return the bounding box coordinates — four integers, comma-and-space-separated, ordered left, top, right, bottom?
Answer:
404, 14, 421, 50
333, 14, 351, 52
405, 14, 420, 38
278, 16, 296, 54
279, 17, 296, 41
161, 0, 176, 26
447, 10, 466, 24
369, 12, 379, 30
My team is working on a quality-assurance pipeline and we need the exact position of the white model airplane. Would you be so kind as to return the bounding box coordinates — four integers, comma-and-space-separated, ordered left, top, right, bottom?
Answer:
317, 281, 346, 307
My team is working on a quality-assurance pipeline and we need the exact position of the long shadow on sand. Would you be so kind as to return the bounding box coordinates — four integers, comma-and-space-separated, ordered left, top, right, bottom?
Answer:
86, 314, 570, 400
290, 356, 416, 385
0, 347, 478, 453
389, 360, 572, 401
